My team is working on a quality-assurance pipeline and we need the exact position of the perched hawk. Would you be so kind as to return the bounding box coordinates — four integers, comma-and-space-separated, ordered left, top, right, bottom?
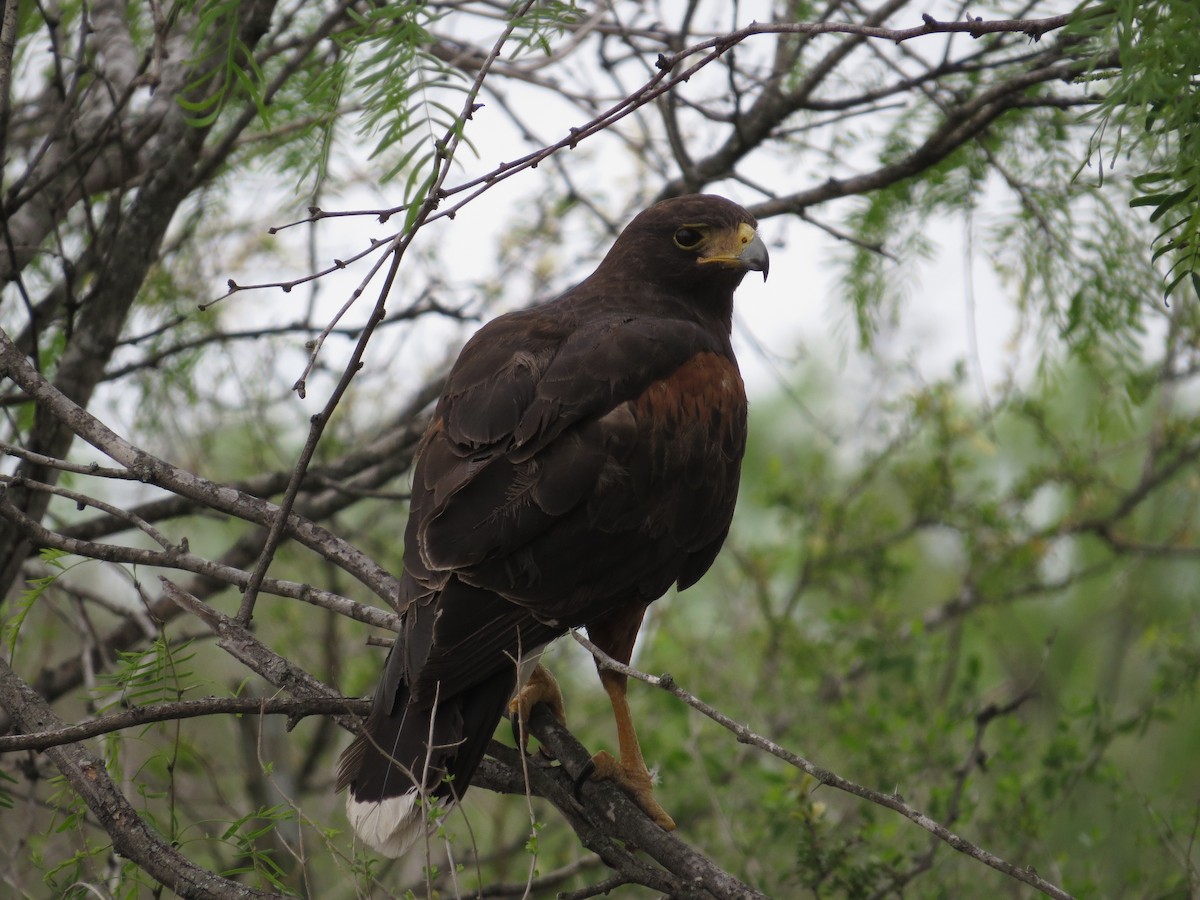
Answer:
337, 194, 768, 855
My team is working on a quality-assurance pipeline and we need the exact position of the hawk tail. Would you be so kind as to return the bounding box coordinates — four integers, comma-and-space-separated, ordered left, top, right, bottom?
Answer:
336, 663, 516, 857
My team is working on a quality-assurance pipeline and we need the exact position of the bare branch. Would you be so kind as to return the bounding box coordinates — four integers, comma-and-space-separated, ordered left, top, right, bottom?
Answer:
160, 578, 365, 733
0, 695, 371, 752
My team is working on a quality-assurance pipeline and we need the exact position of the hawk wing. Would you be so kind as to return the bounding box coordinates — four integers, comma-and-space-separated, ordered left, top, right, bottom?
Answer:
398, 299, 746, 702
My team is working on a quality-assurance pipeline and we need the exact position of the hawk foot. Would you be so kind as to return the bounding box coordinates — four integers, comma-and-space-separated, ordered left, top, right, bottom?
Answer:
580, 749, 676, 831
508, 664, 566, 753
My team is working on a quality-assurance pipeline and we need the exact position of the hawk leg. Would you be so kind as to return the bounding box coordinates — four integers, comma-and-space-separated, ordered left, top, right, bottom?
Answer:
583, 602, 677, 831
509, 663, 565, 752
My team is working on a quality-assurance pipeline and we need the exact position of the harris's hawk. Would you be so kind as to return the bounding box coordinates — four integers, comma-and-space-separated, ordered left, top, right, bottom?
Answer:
336, 194, 768, 856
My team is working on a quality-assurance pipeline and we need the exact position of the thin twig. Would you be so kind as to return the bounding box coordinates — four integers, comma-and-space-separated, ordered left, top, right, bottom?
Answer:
0, 695, 371, 752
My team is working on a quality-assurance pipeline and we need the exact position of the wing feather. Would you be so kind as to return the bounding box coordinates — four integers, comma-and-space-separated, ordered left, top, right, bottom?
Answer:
412, 302, 724, 573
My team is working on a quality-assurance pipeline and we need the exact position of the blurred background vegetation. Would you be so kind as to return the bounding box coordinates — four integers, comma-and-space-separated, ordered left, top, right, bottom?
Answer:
1, 0, 1198, 897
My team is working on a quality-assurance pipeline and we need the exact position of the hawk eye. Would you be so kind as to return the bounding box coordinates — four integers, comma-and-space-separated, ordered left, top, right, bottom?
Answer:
673, 227, 704, 250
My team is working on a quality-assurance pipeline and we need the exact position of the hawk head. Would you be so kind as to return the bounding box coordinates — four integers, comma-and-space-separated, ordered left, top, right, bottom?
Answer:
595, 194, 769, 299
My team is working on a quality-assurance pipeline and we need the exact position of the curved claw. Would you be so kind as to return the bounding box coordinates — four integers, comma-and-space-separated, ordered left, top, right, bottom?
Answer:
572, 757, 597, 801
581, 749, 677, 830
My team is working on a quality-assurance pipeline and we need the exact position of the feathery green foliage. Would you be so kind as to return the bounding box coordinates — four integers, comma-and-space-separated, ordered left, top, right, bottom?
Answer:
3, 550, 76, 656
178, 0, 270, 128
1078, 0, 1200, 301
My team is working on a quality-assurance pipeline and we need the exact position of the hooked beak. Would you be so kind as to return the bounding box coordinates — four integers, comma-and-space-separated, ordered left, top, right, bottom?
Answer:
698, 222, 770, 281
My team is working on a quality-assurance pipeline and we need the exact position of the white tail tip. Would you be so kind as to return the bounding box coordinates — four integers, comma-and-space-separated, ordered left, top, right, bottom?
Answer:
346, 792, 441, 858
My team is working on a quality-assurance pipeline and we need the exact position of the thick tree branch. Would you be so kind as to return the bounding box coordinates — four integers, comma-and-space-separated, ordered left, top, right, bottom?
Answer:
479, 707, 768, 900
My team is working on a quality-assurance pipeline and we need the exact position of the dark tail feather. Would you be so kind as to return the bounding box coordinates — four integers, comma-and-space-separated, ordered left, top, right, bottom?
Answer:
336, 653, 516, 857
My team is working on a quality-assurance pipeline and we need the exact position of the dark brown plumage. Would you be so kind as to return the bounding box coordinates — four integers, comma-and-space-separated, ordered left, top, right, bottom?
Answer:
336, 194, 768, 855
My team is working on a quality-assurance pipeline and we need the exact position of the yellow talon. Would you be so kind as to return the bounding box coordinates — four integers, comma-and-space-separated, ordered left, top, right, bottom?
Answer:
508, 664, 566, 749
